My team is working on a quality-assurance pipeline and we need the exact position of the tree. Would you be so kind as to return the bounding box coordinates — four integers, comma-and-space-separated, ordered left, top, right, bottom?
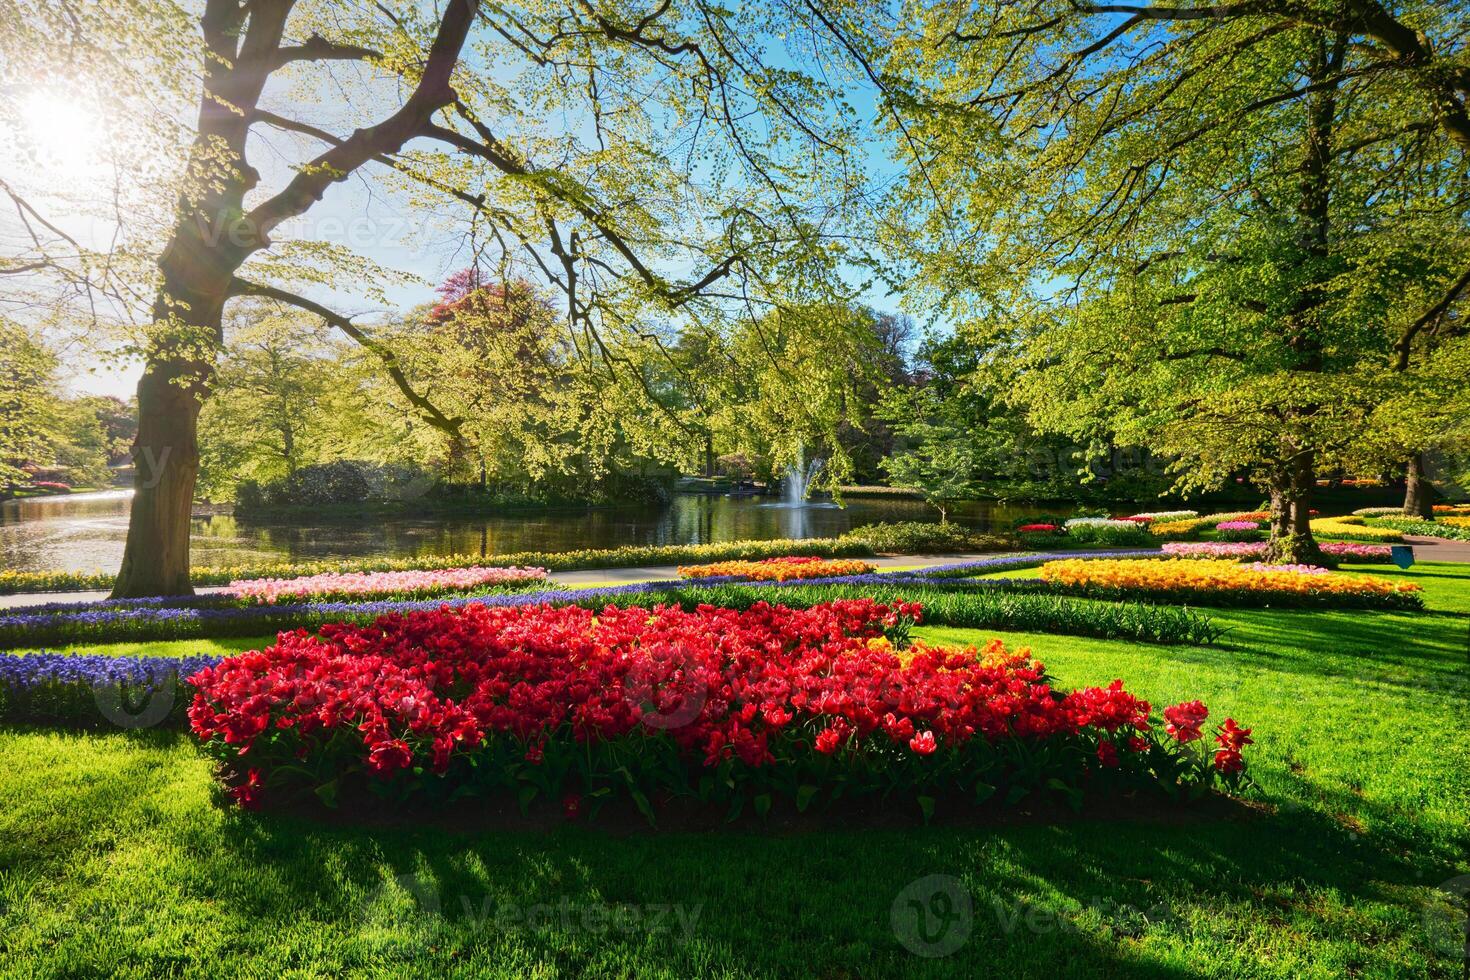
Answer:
388, 272, 677, 501
879, 387, 981, 522
0, 320, 59, 490
685, 301, 900, 493
196, 306, 347, 500
78, 397, 139, 468
41, 399, 115, 489
879, 1, 1470, 561
878, 333, 1174, 505
2, 1, 866, 594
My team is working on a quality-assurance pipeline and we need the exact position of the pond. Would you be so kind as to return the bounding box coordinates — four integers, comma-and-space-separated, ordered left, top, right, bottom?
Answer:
0, 490, 1075, 572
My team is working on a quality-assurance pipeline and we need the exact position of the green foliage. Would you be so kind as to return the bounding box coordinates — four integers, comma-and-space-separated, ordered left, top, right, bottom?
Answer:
669, 303, 910, 492
840, 521, 1007, 554
197, 307, 353, 501
877, 387, 983, 520
0, 320, 118, 491
881, 2, 1470, 539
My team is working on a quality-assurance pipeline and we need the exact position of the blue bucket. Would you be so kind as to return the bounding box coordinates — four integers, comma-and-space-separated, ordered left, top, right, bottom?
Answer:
1390, 545, 1415, 569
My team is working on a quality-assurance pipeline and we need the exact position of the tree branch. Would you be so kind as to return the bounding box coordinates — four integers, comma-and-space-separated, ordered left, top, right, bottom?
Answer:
1395, 263, 1470, 370
239, 0, 479, 253
227, 277, 464, 437
267, 32, 382, 69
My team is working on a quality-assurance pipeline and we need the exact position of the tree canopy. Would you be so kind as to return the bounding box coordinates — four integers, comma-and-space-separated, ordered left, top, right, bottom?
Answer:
877, 0, 1470, 557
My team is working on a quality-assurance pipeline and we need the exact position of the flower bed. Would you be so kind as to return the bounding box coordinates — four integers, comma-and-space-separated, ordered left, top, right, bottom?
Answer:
0, 652, 220, 727
1162, 541, 1394, 563
839, 521, 1007, 553
1364, 517, 1470, 542
0, 537, 878, 595
1057, 518, 1152, 547
1128, 510, 1198, 522
186, 600, 1251, 816
0, 568, 1226, 648
1038, 558, 1422, 610
678, 556, 877, 582
1310, 517, 1405, 542
1213, 520, 1263, 542
228, 566, 548, 604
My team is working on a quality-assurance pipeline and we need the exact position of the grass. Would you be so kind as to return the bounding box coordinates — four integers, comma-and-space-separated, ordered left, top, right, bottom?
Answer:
0, 566, 1467, 976
3, 636, 274, 659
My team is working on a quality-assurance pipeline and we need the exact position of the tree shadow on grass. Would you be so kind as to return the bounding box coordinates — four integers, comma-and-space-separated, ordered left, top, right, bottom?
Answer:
3, 722, 1464, 977
1214, 608, 1469, 685
171, 780, 1465, 979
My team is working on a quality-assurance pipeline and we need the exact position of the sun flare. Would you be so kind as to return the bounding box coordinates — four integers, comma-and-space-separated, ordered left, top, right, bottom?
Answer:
17, 90, 104, 177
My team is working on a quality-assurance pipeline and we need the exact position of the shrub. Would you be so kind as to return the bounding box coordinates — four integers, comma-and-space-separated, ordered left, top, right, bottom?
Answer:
187, 601, 1251, 816
1039, 558, 1422, 610
840, 522, 1007, 554
237, 460, 433, 509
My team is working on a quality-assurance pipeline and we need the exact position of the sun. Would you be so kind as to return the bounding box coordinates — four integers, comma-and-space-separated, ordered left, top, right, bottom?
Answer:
17, 90, 104, 178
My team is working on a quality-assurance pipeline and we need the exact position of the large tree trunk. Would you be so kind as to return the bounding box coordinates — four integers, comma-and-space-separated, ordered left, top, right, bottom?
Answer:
1265, 453, 1325, 565
1263, 35, 1342, 569
113, 264, 229, 597
1403, 452, 1436, 518
115, 363, 206, 596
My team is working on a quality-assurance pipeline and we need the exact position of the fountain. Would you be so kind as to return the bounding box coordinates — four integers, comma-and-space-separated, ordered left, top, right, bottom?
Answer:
761, 450, 838, 543
783, 452, 826, 506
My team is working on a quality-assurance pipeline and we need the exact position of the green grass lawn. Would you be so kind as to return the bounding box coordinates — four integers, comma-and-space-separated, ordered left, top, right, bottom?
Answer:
1, 565, 1467, 977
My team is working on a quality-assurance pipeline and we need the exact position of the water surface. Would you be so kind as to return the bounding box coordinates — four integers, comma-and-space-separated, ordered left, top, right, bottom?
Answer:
0, 490, 1070, 572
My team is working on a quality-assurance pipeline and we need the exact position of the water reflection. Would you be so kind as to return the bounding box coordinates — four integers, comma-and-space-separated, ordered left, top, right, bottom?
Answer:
0, 489, 1070, 572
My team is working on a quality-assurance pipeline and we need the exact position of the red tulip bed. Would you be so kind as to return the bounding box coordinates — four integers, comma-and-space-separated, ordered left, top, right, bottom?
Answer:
188, 599, 1252, 821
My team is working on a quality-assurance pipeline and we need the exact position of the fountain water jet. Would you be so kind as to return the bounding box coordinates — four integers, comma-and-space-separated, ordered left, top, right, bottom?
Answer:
783, 451, 826, 505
